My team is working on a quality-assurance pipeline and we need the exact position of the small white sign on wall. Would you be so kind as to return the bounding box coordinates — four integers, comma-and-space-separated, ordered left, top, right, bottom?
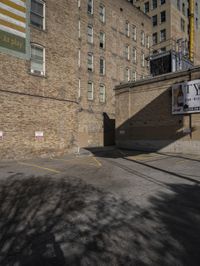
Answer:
0, 131, 3, 140
35, 131, 44, 141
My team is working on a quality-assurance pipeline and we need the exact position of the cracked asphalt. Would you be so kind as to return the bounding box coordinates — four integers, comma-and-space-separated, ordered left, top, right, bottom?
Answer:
0, 148, 200, 266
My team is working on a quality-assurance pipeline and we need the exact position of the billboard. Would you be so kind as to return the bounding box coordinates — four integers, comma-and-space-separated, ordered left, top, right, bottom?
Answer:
172, 80, 200, 114
0, 0, 29, 58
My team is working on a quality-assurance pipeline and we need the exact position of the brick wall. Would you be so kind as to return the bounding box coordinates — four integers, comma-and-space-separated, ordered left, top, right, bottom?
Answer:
0, 0, 79, 160
115, 67, 200, 154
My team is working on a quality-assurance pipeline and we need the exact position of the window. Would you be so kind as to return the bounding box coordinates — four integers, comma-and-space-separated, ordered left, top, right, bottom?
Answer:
125, 21, 130, 37
152, 15, 158, 26
125, 68, 130, 82
30, 0, 45, 29
99, 84, 106, 103
31, 44, 45, 75
153, 32, 158, 45
160, 11, 166, 23
78, 79, 81, 98
132, 25, 137, 41
87, 24, 93, 43
78, 20, 81, 38
146, 35, 150, 48
144, 2, 150, 13
160, 0, 165, 4
182, 3, 185, 15
177, 0, 180, 10
78, 0, 81, 8
160, 47, 166, 52
147, 60, 150, 68
87, 81, 94, 100
99, 4, 105, 23
132, 71, 137, 81
133, 47, 137, 63
141, 31, 145, 46
87, 53, 93, 72
99, 31, 105, 49
152, 0, 157, 9
141, 52, 145, 67
181, 18, 185, 32
78, 49, 81, 67
125, 45, 130, 60
88, 0, 93, 14
160, 29, 166, 41
100, 57, 105, 75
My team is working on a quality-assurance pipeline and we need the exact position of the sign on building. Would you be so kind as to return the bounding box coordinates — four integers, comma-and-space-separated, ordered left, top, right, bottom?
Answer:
0, 0, 29, 58
35, 131, 44, 141
172, 80, 200, 114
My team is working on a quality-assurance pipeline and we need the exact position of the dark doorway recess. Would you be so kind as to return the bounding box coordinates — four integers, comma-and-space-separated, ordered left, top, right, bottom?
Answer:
103, 112, 115, 146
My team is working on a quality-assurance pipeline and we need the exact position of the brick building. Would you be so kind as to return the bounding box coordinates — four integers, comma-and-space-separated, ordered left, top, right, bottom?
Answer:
0, 0, 79, 159
0, 0, 152, 159
77, 0, 152, 147
133, 0, 200, 65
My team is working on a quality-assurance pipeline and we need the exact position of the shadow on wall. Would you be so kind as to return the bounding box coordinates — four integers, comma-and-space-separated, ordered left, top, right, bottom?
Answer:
116, 87, 195, 151
0, 174, 200, 265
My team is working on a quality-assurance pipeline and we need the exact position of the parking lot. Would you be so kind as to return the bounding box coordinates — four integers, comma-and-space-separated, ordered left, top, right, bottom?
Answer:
0, 148, 200, 266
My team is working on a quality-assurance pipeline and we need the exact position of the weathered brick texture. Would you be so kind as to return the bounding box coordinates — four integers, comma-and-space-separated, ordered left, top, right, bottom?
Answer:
115, 67, 200, 154
0, 0, 79, 159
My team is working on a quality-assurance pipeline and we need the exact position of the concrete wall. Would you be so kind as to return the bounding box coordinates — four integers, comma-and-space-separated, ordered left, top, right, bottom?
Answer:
0, 0, 79, 160
115, 67, 200, 154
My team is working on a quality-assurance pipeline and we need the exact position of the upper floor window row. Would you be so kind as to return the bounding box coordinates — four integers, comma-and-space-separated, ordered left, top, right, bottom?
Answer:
144, 0, 165, 12
88, 1, 106, 22
31, 0, 45, 30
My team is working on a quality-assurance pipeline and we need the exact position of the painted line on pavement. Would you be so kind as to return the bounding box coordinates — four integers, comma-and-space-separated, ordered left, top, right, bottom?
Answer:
92, 156, 102, 167
18, 162, 61, 173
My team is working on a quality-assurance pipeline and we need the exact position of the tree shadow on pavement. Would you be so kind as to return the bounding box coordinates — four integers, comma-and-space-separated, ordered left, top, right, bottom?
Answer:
0, 174, 200, 266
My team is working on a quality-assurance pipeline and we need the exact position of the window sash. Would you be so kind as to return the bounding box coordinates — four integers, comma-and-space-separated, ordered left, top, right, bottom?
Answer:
31, 0, 44, 28
125, 68, 130, 81
125, 22, 130, 36
88, 25, 93, 43
141, 31, 145, 46
100, 58, 105, 74
133, 48, 137, 63
132, 26, 137, 41
31, 45, 44, 74
88, 0, 93, 14
99, 85, 105, 102
88, 54, 93, 71
100, 32, 105, 48
88, 82, 93, 100
99, 5, 105, 22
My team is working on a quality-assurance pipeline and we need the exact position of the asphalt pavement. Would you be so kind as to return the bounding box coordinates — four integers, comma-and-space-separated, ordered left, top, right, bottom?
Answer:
0, 148, 200, 266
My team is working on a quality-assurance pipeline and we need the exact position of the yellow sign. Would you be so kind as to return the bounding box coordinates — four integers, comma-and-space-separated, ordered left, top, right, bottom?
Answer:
0, 0, 28, 55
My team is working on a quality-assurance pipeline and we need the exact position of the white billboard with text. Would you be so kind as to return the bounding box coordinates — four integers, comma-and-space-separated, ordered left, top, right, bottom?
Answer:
172, 80, 200, 114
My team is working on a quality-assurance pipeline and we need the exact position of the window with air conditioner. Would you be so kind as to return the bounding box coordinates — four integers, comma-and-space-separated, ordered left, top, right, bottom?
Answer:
31, 44, 45, 75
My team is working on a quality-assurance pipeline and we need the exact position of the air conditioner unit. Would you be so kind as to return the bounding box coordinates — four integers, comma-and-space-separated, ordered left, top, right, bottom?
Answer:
31, 69, 44, 75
